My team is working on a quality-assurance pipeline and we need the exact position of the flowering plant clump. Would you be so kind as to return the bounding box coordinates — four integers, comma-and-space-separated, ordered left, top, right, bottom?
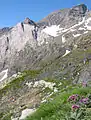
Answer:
68, 94, 90, 107
67, 94, 91, 119
68, 94, 80, 112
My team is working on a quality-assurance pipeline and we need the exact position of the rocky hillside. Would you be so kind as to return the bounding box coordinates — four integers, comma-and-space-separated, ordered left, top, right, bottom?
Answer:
0, 3, 91, 120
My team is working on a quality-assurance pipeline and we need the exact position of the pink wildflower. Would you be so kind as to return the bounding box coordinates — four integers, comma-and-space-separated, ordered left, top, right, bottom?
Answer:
72, 104, 80, 111
82, 82, 87, 87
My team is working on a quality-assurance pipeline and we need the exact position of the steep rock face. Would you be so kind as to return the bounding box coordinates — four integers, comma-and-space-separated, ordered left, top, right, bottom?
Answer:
0, 22, 38, 74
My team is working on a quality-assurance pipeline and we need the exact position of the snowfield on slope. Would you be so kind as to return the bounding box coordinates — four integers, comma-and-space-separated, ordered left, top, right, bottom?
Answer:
0, 69, 8, 82
73, 34, 81, 37
42, 25, 64, 37
42, 17, 86, 37
85, 17, 91, 30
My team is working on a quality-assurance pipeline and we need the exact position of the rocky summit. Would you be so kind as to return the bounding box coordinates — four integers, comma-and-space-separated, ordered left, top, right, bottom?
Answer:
0, 4, 91, 120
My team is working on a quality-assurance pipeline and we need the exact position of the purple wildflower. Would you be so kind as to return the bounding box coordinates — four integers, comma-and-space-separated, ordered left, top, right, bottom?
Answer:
68, 94, 79, 102
80, 98, 89, 104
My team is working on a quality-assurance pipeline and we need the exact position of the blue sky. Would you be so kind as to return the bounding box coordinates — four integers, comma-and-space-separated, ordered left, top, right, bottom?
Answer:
0, 0, 91, 28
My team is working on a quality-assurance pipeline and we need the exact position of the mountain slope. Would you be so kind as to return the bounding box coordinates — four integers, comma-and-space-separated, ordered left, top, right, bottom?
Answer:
0, 3, 91, 120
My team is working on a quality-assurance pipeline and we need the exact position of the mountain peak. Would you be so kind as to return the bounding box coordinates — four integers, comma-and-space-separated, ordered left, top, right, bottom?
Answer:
72, 4, 87, 11
69, 4, 88, 17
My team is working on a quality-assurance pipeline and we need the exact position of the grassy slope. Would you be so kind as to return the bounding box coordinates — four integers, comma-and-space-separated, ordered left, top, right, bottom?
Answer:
26, 86, 91, 120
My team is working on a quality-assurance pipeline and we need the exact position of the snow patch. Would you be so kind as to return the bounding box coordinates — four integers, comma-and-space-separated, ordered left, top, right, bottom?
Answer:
70, 29, 76, 32
83, 31, 88, 34
73, 34, 81, 37
62, 50, 71, 57
61, 29, 69, 33
19, 108, 36, 120
62, 35, 66, 43
78, 27, 86, 30
42, 25, 63, 37
0, 69, 8, 82
85, 17, 91, 30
